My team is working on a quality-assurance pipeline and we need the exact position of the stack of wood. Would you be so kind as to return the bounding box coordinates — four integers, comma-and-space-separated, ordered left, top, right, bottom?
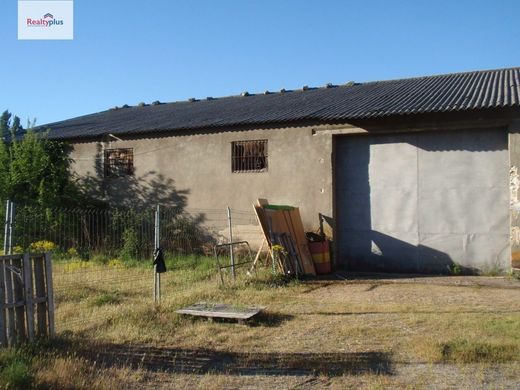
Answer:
253, 199, 316, 277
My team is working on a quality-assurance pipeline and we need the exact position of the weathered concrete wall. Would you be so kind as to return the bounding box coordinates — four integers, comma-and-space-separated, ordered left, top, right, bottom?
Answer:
335, 128, 511, 274
69, 126, 334, 233
509, 120, 520, 269
67, 109, 520, 273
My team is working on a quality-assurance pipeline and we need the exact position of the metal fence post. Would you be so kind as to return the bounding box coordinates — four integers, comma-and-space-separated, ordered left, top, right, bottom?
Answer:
154, 205, 161, 303
227, 206, 236, 280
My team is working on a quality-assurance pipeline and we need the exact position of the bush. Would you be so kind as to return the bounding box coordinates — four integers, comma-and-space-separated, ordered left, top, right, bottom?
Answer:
67, 247, 79, 257
29, 240, 57, 253
0, 361, 33, 389
120, 227, 139, 261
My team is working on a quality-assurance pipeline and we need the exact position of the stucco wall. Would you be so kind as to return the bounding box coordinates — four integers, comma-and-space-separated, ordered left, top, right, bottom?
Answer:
67, 111, 520, 273
69, 126, 334, 233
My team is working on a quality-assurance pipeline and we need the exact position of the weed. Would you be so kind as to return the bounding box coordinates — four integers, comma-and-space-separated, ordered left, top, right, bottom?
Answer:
479, 261, 505, 276
0, 349, 34, 390
447, 263, 462, 275
91, 291, 122, 307
61, 259, 94, 272
91, 253, 110, 265
29, 240, 58, 252
120, 227, 140, 261
439, 338, 519, 363
508, 269, 520, 280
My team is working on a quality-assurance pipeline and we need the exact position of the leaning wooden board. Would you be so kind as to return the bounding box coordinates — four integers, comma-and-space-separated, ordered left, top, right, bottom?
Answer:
265, 208, 316, 276
253, 204, 272, 245
286, 209, 316, 275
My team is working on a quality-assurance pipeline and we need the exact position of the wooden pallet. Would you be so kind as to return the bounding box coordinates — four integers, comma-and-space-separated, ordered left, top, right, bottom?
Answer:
176, 302, 265, 324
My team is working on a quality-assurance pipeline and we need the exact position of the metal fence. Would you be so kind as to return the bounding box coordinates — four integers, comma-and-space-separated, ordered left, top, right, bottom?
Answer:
1, 201, 260, 334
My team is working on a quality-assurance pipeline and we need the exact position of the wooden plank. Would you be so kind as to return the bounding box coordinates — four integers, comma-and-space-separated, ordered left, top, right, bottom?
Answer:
44, 253, 55, 336
287, 209, 316, 275
5, 300, 40, 308
250, 238, 266, 271
253, 205, 271, 245
0, 260, 7, 347
4, 259, 16, 347
12, 257, 27, 343
0, 255, 23, 261
33, 256, 47, 337
268, 210, 304, 272
22, 254, 35, 341
267, 209, 291, 236
256, 198, 269, 207
263, 207, 316, 276
176, 302, 265, 320
280, 210, 304, 274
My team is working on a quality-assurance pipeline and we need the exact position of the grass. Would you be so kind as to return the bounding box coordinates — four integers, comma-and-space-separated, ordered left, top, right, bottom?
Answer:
6, 255, 520, 388
0, 349, 33, 390
91, 291, 123, 307
0, 340, 145, 389
439, 339, 519, 363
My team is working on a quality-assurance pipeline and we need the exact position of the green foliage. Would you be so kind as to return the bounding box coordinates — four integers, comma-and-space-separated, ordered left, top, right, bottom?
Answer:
447, 263, 462, 276
480, 264, 504, 276
0, 110, 22, 140
8, 131, 76, 207
0, 110, 92, 208
90, 254, 110, 265
439, 338, 519, 363
91, 291, 122, 307
120, 227, 139, 260
0, 140, 9, 201
0, 349, 34, 389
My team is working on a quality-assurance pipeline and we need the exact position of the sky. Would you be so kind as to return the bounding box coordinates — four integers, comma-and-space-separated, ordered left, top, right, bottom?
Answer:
1, 0, 520, 126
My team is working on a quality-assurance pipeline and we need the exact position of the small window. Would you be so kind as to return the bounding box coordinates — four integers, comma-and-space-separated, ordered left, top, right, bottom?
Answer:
232, 140, 268, 173
104, 148, 134, 177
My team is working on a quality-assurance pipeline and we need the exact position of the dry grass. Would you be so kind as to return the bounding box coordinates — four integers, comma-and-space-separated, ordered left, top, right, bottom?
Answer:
3, 258, 520, 388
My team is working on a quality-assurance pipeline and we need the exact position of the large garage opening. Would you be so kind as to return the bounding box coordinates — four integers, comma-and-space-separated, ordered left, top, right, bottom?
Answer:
334, 128, 510, 274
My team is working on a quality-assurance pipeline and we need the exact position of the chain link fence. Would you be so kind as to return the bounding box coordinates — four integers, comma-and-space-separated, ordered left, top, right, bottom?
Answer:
1, 201, 261, 334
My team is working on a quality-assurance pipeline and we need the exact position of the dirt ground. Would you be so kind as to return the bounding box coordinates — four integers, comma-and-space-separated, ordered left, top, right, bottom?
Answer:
68, 273, 520, 389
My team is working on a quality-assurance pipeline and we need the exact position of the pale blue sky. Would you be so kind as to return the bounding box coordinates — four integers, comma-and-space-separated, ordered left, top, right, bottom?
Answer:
1, 0, 520, 125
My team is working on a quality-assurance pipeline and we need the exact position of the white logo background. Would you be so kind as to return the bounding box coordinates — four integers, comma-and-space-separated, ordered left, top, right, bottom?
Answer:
18, 1, 74, 40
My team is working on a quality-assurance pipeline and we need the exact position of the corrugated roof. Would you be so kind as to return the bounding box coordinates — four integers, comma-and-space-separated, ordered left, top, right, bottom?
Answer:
42, 67, 520, 140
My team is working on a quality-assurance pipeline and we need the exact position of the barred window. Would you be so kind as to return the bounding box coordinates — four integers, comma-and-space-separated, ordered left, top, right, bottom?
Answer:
232, 140, 268, 173
104, 148, 134, 177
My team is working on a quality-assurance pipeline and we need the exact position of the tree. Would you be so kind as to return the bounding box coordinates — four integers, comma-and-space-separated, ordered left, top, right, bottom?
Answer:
0, 110, 81, 207
0, 110, 22, 140
0, 110, 11, 139
7, 131, 79, 207
0, 139, 9, 201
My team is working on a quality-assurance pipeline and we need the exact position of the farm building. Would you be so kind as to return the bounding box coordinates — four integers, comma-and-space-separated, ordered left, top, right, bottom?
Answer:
42, 67, 520, 274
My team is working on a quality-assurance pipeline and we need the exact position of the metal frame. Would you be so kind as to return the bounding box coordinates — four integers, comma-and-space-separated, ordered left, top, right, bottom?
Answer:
213, 240, 255, 285
231, 139, 268, 173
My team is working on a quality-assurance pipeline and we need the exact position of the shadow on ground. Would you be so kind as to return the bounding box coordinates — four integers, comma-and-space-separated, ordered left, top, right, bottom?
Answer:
72, 342, 393, 377
302, 272, 520, 290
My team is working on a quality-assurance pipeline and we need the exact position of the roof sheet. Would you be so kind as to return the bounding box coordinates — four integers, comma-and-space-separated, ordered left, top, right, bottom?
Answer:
42, 67, 520, 140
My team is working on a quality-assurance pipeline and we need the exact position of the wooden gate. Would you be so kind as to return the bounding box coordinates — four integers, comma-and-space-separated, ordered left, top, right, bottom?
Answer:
0, 253, 55, 347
